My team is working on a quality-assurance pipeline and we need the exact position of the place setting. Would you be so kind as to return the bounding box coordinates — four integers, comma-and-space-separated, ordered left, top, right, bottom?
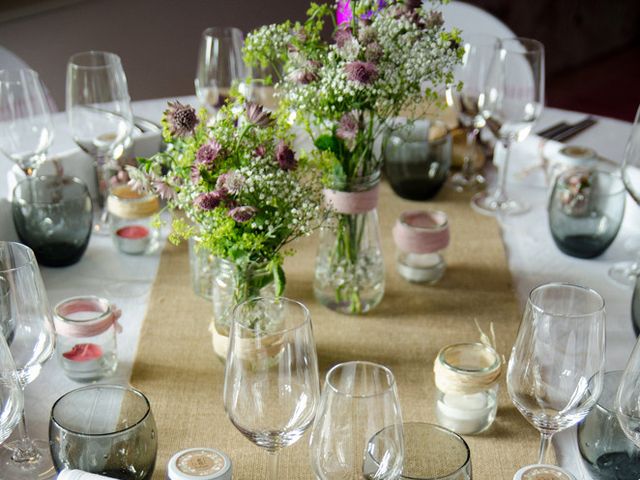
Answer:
1, 1, 640, 479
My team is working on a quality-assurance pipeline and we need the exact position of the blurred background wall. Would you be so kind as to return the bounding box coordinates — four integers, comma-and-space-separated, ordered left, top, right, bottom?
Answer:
0, 0, 638, 120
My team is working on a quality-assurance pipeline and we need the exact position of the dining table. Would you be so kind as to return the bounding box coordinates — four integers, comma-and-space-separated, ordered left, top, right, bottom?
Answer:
0, 96, 636, 480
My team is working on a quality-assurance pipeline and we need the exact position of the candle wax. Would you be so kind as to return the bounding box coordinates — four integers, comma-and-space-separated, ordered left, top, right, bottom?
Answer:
436, 391, 496, 435
116, 225, 149, 239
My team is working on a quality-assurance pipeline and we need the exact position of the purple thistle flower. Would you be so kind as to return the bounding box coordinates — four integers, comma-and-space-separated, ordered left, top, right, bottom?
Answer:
334, 24, 353, 48
245, 102, 274, 127
275, 141, 297, 171
194, 190, 226, 211
215, 171, 245, 195
229, 206, 257, 223
196, 140, 222, 167
336, 113, 359, 143
344, 61, 378, 84
164, 100, 199, 137
153, 180, 176, 200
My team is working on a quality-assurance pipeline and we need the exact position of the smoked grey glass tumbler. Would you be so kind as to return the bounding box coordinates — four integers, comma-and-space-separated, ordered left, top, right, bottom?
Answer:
12, 175, 93, 267
49, 385, 157, 480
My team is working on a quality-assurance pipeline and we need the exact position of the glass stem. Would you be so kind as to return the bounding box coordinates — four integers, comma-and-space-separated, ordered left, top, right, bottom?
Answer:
462, 127, 480, 179
492, 141, 512, 204
10, 409, 41, 463
267, 450, 279, 479
537, 431, 553, 464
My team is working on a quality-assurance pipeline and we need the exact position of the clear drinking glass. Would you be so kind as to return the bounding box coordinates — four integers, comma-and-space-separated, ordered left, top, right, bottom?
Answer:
610, 104, 640, 285
223, 297, 320, 479
0, 242, 56, 479
446, 34, 499, 192
472, 37, 545, 215
0, 334, 23, 445
507, 282, 606, 466
195, 27, 248, 110
616, 335, 640, 449
0, 69, 54, 176
309, 361, 404, 480
367, 422, 471, 480
49, 385, 157, 479
66, 51, 134, 234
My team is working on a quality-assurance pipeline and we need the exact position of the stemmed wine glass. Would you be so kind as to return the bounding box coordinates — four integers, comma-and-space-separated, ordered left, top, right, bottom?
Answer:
223, 296, 320, 479
616, 335, 640, 448
472, 37, 545, 215
66, 51, 134, 234
0, 69, 54, 176
310, 361, 404, 479
609, 104, 640, 285
195, 27, 248, 110
0, 334, 23, 445
0, 242, 56, 479
507, 282, 606, 466
446, 34, 499, 192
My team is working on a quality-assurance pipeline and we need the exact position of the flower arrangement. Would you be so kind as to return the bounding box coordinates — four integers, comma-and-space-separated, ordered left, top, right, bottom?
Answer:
128, 100, 324, 297
244, 0, 463, 313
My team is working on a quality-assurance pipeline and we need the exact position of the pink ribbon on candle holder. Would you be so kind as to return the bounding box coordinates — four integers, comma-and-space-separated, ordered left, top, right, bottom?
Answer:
392, 210, 450, 254
54, 296, 123, 338
323, 184, 380, 214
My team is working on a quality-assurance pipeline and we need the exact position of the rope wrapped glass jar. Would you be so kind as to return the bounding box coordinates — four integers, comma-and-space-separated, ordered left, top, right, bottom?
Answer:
107, 185, 160, 255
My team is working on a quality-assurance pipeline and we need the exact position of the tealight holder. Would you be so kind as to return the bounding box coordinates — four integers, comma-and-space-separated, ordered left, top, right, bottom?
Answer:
434, 342, 502, 435
53, 296, 121, 382
392, 210, 450, 284
107, 184, 160, 255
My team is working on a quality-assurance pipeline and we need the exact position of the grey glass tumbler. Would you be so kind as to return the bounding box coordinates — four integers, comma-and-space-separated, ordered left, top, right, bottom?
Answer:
548, 169, 625, 259
12, 175, 93, 267
49, 385, 157, 480
577, 370, 640, 479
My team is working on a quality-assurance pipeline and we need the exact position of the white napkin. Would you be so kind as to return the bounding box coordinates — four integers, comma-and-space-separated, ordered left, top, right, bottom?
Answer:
57, 470, 118, 480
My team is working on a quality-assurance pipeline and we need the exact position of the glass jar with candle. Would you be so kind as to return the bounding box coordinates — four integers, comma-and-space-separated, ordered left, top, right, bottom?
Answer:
434, 342, 502, 435
107, 184, 160, 255
392, 210, 450, 284
53, 296, 121, 382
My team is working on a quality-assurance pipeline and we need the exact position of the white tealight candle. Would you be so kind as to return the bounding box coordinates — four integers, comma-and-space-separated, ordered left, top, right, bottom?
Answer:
436, 391, 495, 435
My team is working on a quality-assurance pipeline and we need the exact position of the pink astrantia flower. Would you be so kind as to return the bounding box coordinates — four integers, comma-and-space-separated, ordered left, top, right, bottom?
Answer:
164, 100, 199, 137
254, 145, 267, 158
229, 206, 257, 223
334, 24, 353, 48
246, 102, 274, 127
153, 179, 176, 200
344, 61, 378, 84
275, 141, 298, 171
336, 113, 359, 142
196, 140, 223, 166
216, 171, 245, 195
195, 191, 225, 210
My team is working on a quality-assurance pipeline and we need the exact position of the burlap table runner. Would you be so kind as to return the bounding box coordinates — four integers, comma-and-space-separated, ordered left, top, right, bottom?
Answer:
130, 182, 550, 479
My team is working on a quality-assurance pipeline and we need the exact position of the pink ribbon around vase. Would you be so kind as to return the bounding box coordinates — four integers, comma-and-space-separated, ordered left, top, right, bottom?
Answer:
54, 296, 122, 338
392, 210, 450, 254
324, 184, 380, 214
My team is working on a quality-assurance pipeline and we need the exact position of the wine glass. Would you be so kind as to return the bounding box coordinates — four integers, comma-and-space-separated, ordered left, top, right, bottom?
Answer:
609, 103, 640, 285
446, 34, 499, 192
0, 69, 54, 176
0, 334, 23, 445
507, 282, 605, 466
310, 361, 404, 480
195, 27, 248, 110
223, 296, 320, 479
66, 51, 134, 234
616, 336, 640, 448
472, 37, 545, 215
0, 241, 56, 479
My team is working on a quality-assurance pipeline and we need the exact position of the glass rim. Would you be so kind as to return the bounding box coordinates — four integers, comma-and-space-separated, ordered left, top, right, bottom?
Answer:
201, 26, 244, 38
462, 32, 501, 48
231, 296, 311, 336
13, 175, 90, 205
528, 282, 605, 317
500, 37, 545, 54
68, 50, 123, 69
50, 384, 151, 437
54, 295, 112, 325
0, 241, 37, 274
438, 342, 501, 375
0, 68, 41, 81
399, 210, 449, 233
325, 361, 397, 398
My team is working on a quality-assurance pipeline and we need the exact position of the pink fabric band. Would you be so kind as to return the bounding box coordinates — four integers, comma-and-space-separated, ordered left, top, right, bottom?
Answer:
392, 210, 450, 254
324, 184, 380, 214
54, 297, 122, 338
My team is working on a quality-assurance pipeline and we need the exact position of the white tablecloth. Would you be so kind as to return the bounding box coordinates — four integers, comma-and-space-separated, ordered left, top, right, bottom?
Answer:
0, 98, 635, 479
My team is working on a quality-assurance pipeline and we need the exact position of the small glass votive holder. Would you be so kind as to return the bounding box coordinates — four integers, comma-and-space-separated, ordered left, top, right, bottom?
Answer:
577, 370, 640, 479
434, 343, 502, 435
107, 184, 160, 255
548, 169, 625, 259
53, 296, 120, 382
392, 210, 450, 284
49, 385, 157, 479
367, 422, 472, 480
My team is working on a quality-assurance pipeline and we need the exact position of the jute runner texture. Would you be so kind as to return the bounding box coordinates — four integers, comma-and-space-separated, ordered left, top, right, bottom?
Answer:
130, 182, 549, 479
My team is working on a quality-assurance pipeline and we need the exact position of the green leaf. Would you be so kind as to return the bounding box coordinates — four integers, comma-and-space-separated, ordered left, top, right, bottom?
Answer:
272, 262, 286, 297
315, 134, 339, 153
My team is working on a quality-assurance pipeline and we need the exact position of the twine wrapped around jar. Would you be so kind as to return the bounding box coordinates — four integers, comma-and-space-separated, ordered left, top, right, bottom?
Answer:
434, 342, 502, 396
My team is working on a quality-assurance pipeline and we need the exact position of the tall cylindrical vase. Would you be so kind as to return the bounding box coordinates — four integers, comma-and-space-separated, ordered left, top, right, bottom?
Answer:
313, 171, 385, 314
210, 257, 276, 361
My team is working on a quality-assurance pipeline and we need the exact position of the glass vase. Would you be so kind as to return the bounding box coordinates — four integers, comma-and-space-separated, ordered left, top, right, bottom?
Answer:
209, 257, 276, 361
188, 237, 216, 300
313, 171, 385, 314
